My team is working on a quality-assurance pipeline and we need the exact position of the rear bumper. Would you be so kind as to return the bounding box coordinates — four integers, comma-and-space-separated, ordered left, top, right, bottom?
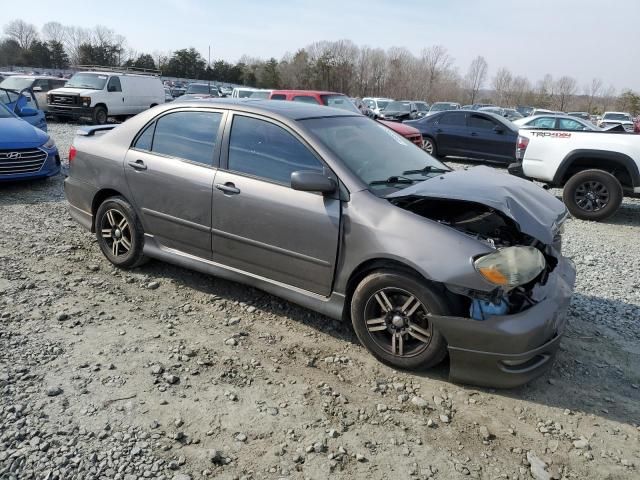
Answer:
64, 176, 97, 231
48, 105, 93, 119
431, 255, 576, 388
507, 161, 529, 179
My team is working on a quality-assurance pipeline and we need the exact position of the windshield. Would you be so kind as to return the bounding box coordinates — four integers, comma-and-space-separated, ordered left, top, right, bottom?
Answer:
377, 100, 391, 110
603, 113, 631, 121
186, 84, 211, 94
237, 89, 255, 98
430, 103, 454, 112
66, 73, 108, 90
385, 101, 411, 112
416, 103, 429, 111
0, 77, 34, 90
320, 94, 360, 113
0, 102, 16, 118
302, 116, 449, 193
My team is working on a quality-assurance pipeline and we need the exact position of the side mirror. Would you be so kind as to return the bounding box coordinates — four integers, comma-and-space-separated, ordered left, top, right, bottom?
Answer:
291, 170, 336, 194
32, 86, 42, 92
19, 107, 39, 117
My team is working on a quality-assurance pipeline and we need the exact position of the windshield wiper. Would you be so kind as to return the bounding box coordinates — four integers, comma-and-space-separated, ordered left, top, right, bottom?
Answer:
402, 165, 450, 176
369, 175, 416, 187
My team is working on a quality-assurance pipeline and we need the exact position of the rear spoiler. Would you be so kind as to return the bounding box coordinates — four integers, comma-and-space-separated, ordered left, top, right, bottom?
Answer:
75, 125, 117, 136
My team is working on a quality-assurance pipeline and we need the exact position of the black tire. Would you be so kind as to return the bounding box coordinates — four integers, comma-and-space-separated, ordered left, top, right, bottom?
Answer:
562, 169, 623, 221
92, 106, 108, 125
95, 196, 147, 268
351, 270, 448, 370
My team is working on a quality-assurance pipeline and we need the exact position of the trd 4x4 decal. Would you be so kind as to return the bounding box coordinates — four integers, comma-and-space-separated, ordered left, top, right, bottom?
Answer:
531, 131, 572, 138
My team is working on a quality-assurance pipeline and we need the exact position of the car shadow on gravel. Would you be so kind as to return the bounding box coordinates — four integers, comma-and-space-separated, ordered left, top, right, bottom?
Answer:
138, 260, 362, 346
131, 261, 639, 425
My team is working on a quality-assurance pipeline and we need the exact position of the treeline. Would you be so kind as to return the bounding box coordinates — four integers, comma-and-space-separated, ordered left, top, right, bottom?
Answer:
1, 19, 639, 114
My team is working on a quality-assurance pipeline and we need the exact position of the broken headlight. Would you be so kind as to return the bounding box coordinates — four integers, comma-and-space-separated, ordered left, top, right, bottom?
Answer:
474, 246, 546, 289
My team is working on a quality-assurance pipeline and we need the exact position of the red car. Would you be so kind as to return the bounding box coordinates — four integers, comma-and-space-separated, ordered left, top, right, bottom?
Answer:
269, 90, 423, 147
634, 116, 640, 134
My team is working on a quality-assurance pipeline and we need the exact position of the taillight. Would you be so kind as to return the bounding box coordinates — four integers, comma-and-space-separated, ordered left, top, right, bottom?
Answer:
68, 145, 77, 163
516, 135, 529, 161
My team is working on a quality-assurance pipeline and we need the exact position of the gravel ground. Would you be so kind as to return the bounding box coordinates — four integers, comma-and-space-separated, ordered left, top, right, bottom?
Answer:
0, 122, 639, 480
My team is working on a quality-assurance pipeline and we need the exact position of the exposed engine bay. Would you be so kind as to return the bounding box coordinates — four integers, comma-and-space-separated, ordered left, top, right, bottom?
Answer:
390, 196, 561, 318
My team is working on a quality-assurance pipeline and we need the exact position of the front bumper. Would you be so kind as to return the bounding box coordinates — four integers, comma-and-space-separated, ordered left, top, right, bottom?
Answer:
430, 255, 576, 388
0, 148, 60, 183
48, 105, 93, 119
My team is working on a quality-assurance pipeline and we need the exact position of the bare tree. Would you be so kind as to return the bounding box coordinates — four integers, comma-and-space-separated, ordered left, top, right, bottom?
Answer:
463, 56, 487, 104
492, 67, 513, 105
4, 19, 38, 49
555, 76, 577, 111
584, 77, 602, 113
601, 85, 617, 112
420, 45, 453, 101
41, 21, 66, 44
64, 26, 91, 64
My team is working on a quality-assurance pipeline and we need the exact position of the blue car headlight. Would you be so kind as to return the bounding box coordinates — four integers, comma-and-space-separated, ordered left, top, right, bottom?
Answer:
42, 136, 56, 149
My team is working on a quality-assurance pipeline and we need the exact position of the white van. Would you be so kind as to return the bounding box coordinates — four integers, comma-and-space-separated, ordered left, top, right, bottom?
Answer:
231, 87, 261, 98
47, 70, 164, 124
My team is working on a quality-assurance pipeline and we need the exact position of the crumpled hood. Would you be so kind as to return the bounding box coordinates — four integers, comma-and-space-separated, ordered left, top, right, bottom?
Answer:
386, 166, 568, 245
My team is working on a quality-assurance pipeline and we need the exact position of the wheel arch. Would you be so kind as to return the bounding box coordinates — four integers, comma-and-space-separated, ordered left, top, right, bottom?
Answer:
91, 188, 128, 232
553, 149, 640, 188
342, 258, 440, 321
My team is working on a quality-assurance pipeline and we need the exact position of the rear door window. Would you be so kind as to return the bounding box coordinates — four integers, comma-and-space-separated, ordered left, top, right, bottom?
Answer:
227, 115, 323, 185
438, 112, 466, 126
148, 111, 223, 166
271, 94, 287, 100
558, 118, 586, 130
468, 114, 496, 130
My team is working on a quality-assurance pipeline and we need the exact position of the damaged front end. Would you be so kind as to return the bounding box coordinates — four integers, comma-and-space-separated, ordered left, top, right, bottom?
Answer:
386, 169, 576, 387
389, 195, 562, 321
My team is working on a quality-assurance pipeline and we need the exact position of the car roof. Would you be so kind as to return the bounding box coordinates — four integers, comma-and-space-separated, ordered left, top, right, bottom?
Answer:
181, 98, 359, 120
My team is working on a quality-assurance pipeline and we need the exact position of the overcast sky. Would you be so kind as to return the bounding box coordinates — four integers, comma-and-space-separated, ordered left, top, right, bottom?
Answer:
14, 0, 640, 91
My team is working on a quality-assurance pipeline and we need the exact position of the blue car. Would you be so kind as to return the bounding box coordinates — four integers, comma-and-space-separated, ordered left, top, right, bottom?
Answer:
0, 103, 60, 182
0, 87, 48, 132
405, 110, 518, 164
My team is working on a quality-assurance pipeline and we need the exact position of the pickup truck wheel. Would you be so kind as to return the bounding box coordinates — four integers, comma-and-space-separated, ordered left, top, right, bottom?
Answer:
351, 271, 448, 370
563, 169, 623, 221
92, 106, 108, 125
96, 197, 147, 268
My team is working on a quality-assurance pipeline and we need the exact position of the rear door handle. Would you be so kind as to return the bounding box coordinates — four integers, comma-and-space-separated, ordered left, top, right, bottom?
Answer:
215, 182, 240, 195
470, 132, 479, 136
435, 128, 443, 133
127, 159, 147, 170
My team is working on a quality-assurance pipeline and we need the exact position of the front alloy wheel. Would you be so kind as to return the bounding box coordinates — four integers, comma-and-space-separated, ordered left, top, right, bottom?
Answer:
351, 271, 448, 370
364, 288, 433, 357
422, 138, 435, 155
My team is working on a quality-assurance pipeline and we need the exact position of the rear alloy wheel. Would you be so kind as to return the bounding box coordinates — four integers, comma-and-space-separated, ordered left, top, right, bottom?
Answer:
95, 197, 147, 268
563, 169, 622, 221
351, 271, 448, 370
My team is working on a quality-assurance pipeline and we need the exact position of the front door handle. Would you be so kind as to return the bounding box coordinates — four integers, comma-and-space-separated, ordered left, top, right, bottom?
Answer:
470, 132, 479, 136
127, 159, 147, 170
215, 182, 240, 195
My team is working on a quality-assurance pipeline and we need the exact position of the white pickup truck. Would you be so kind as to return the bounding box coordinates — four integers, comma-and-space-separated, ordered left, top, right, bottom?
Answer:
508, 129, 640, 221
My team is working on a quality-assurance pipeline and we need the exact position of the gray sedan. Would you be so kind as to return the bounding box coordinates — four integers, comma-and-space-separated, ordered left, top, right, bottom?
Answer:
65, 99, 576, 388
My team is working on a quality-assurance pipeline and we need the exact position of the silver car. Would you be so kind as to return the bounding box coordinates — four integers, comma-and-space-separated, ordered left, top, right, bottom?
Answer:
65, 99, 576, 388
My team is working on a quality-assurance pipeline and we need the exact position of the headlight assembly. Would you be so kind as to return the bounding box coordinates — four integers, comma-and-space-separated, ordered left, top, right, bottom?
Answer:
474, 246, 546, 289
42, 136, 56, 149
